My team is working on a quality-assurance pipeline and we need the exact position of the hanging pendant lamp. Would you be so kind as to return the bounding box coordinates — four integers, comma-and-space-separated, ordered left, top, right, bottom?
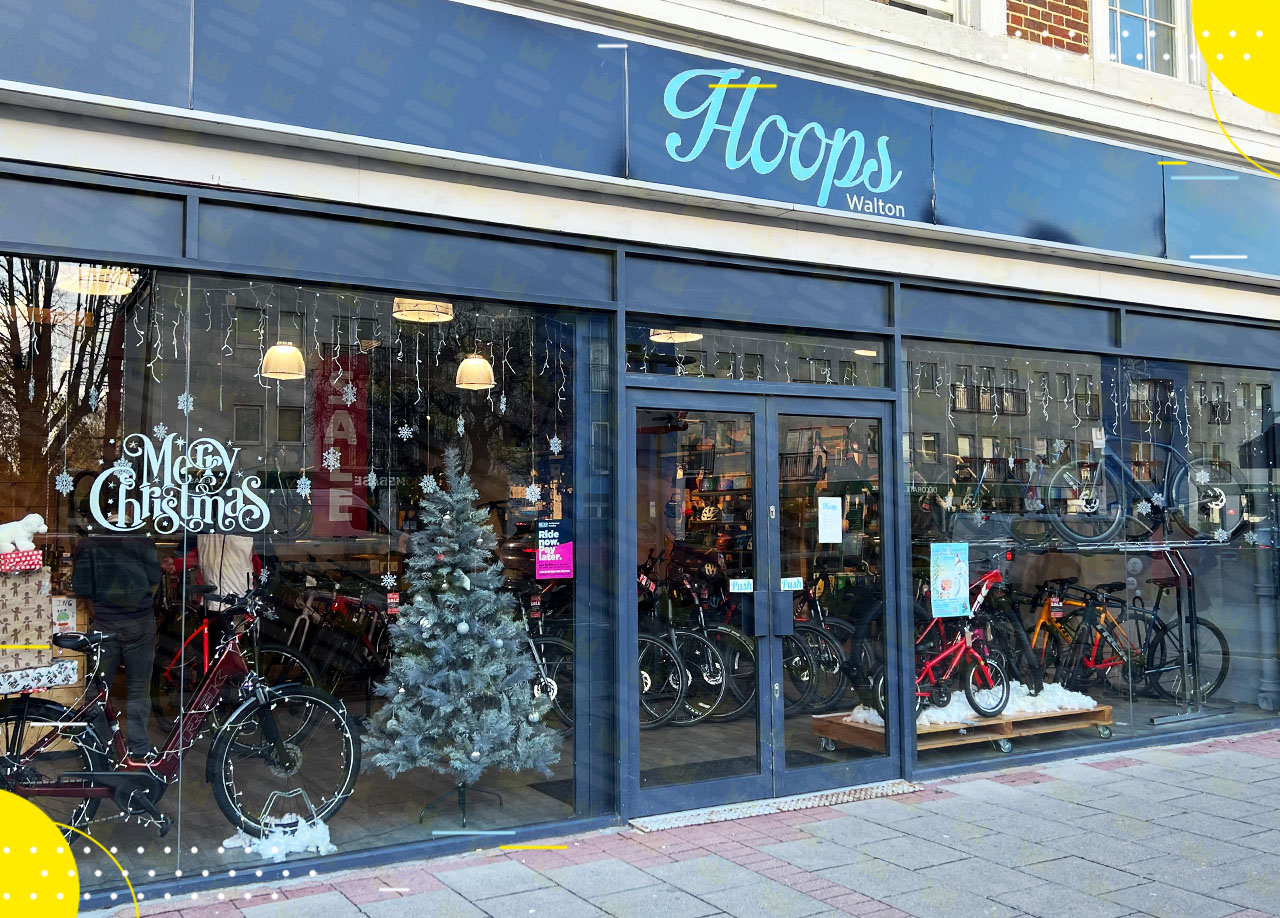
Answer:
393, 297, 454, 323
649, 328, 703, 343
261, 342, 306, 380
56, 264, 138, 297
455, 353, 496, 390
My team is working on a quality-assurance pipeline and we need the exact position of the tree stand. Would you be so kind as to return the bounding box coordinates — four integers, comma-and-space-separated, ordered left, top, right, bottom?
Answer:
418, 783, 504, 827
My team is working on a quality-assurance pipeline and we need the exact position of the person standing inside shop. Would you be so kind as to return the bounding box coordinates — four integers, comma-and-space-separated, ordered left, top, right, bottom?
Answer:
71, 525, 163, 759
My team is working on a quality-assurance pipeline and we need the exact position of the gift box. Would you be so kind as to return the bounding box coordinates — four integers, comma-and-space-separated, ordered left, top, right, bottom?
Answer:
0, 549, 42, 572
0, 568, 53, 671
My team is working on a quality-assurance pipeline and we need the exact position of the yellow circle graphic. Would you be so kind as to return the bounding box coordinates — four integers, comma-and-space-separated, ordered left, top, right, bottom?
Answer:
1194, 1, 1280, 113
0, 789, 79, 916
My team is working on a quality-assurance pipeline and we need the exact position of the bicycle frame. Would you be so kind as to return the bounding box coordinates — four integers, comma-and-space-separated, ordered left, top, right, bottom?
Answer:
11, 627, 253, 801
914, 618, 993, 699
1029, 588, 1139, 674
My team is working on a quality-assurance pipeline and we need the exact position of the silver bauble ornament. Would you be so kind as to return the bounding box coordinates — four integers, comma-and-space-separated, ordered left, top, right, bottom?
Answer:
528, 711, 540, 723
457, 621, 470, 634
470, 750, 481, 761
494, 639, 503, 649
419, 616, 431, 628
413, 594, 424, 605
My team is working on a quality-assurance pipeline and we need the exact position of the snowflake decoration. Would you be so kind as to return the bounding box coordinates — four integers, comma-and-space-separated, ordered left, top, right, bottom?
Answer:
456, 415, 465, 436
322, 447, 342, 471
1213, 528, 1229, 543
1134, 499, 1152, 517
940, 495, 954, 511
1194, 468, 1211, 486
397, 424, 414, 441
970, 510, 984, 524
549, 435, 562, 456
366, 469, 379, 489
341, 382, 357, 407
296, 473, 311, 498
259, 567, 270, 584
526, 483, 542, 504
54, 470, 74, 496
380, 573, 397, 590
152, 423, 168, 440
1245, 531, 1260, 546
1025, 497, 1044, 512
1152, 493, 1166, 507
1051, 438, 1067, 460
420, 474, 438, 494
177, 391, 195, 414
499, 393, 507, 414
88, 387, 100, 411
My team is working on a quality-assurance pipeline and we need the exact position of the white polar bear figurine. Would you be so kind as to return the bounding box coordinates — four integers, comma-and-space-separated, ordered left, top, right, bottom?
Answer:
0, 513, 48, 553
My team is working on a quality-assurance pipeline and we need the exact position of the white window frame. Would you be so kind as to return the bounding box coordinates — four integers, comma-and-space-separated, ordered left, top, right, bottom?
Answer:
1093, 0, 1194, 81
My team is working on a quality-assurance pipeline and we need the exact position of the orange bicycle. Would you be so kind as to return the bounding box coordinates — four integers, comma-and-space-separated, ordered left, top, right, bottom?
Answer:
1028, 577, 1143, 690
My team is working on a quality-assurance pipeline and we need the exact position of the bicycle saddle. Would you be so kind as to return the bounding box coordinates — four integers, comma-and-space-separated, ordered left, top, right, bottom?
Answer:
1095, 581, 1126, 594
1045, 577, 1077, 586
52, 631, 112, 653
1147, 575, 1181, 587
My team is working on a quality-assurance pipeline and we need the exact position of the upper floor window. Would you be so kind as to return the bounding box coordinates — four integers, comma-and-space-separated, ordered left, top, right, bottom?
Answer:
1109, 0, 1176, 75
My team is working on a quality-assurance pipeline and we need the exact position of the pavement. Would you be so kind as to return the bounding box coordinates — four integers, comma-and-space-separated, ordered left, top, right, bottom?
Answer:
95, 728, 1280, 918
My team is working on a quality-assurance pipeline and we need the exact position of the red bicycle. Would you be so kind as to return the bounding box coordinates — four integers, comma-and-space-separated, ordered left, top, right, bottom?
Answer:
0, 586, 360, 839
870, 568, 1011, 720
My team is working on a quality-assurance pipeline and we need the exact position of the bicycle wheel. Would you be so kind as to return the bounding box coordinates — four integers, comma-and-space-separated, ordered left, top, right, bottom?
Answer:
706, 626, 757, 723
1047, 460, 1127, 544
1030, 625, 1066, 684
670, 630, 727, 726
781, 633, 818, 715
795, 624, 849, 713
638, 634, 685, 729
0, 698, 107, 834
1146, 618, 1230, 704
964, 656, 1010, 718
208, 685, 360, 838
1169, 458, 1251, 541
529, 635, 575, 728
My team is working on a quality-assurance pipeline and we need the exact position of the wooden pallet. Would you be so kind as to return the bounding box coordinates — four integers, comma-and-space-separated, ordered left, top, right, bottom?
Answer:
812, 705, 1113, 753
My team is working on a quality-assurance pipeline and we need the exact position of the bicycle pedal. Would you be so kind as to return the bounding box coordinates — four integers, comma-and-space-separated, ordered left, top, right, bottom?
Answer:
156, 815, 173, 838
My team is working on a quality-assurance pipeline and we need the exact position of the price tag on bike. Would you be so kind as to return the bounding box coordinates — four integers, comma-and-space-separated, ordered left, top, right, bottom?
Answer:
1050, 595, 1064, 618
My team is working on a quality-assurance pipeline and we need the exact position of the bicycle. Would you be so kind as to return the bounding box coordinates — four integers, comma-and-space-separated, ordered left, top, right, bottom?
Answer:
0, 586, 360, 839
1028, 578, 1143, 692
1128, 575, 1230, 704
512, 580, 575, 729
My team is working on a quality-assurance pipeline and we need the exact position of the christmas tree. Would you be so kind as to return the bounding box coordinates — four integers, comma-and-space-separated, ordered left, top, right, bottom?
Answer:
366, 447, 560, 792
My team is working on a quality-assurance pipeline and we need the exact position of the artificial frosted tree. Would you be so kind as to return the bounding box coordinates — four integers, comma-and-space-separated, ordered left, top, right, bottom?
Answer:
366, 447, 560, 825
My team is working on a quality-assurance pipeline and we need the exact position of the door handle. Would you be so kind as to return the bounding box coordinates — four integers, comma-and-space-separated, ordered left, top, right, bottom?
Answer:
750, 590, 769, 637
772, 590, 795, 636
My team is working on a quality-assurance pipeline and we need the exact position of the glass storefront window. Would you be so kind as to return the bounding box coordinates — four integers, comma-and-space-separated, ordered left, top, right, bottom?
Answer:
904, 339, 1277, 766
626, 318, 887, 387
0, 255, 612, 898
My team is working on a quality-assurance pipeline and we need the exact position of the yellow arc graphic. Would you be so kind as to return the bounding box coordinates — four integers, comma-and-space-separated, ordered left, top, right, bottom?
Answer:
54, 823, 141, 918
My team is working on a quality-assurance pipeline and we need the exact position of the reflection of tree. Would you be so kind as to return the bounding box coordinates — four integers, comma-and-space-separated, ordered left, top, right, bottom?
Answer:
0, 257, 141, 516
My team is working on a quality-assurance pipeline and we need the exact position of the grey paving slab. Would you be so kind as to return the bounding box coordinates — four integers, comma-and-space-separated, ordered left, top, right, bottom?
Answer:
1022, 856, 1146, 896
892, 811, 992, 841
1112, 763, 1211, 789
759, 837, 864, 871
1068, 811, 1167, 841
804, 814, 904, 847
244, 892, 364, 918
916, 795, 1021, 824
591, 883, 721, 918
1126, 853, 1252, 895
1235, 828, 1280, 852
546, 859, 662, 897
1153, 810, 1269, 841
482, 885, 606, 918
992, 881, 1134, 918
1143, 830, 1262, 866
1090, 778, 1195, 803
1040, 762, 1129, 785
972, 810, 1088, 842
1215, 871, 1280, 915
1168, 789, 1268, 820
913, 856, 1043, 895
831, 796, 924, 825
1105, 881, 1239, 918
1237, 807, 1280, 831
939, 831, 1062, 868
1018, 779, 1119, 807
437, 861, 553, 901
360, 889, 488, 918
884, 882, 1018, 918
1039, 830, 1157, 868
856, 832, 967, 869
1088, 793, 1187, 821
994, 792, 1103, 823
646, 856, 762, 896
812, 856, 931, 899
1168, 774, 1262, 801
1179, 750, 1280, 780
701, 878, 829, 918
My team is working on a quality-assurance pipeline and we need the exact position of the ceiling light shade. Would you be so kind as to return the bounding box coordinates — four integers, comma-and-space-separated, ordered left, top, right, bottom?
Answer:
393, 297, 454, 323
853, 348, 879, 357
649, 328, 703, 344
261, 342, 306, 380
56, 264, 138, 297
455, 353, 496, 390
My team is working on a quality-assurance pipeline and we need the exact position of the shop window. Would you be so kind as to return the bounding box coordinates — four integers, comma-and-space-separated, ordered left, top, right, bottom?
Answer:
233, 404, 263, 444
1210, 381, 1231, 424
0, 254, 613, 897
1108, 0, 1176, 75
920, 433, 939, 464
625, 318, 885, 387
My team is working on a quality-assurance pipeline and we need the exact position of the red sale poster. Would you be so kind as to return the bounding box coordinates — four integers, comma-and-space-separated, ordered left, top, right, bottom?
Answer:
312, 352, 370, 537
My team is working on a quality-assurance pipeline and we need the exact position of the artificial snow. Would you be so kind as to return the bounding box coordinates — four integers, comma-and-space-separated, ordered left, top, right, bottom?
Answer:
223, 815, 336, 863
842, 681, 1096, 727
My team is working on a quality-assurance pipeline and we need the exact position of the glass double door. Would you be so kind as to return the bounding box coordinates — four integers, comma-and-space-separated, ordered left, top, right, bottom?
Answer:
631, 393, 896, 813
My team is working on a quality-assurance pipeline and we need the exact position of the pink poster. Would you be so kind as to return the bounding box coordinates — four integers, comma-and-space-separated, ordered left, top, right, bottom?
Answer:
535, 519, 573, 580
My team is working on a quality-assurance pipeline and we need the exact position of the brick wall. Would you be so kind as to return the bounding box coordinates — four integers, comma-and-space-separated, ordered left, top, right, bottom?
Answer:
1008, 0, 1090, 54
